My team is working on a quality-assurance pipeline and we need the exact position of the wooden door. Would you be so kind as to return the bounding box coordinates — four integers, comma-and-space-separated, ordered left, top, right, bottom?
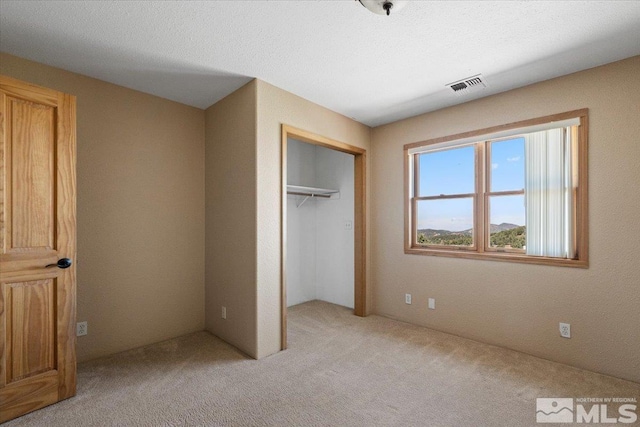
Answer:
0, 75, 77, 422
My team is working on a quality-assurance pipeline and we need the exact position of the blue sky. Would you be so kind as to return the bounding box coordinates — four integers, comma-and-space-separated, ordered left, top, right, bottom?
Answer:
417, 137, 525, 231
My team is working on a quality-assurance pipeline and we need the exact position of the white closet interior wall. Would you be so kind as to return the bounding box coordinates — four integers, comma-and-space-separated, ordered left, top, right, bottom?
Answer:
286, 138, 354, 308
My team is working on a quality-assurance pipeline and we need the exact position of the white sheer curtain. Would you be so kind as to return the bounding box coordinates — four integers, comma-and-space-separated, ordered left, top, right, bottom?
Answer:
524, 127, 575, 258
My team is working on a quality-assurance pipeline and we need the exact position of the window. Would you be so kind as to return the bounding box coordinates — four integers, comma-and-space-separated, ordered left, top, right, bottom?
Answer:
404, 110, 588, 267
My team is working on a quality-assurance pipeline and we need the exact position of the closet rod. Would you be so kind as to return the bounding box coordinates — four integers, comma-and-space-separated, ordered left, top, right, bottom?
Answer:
286, 184, 339, 208
287, 191, 331, 198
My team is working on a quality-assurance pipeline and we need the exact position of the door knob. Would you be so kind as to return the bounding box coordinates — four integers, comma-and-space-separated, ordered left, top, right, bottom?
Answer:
46, 258, 73, 269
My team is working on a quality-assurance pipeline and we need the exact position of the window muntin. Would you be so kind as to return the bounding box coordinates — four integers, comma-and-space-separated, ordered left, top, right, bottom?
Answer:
404, 110, 588, 267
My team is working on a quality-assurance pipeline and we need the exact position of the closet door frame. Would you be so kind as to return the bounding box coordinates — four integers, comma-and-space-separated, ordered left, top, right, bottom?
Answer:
281, 125, 367, 350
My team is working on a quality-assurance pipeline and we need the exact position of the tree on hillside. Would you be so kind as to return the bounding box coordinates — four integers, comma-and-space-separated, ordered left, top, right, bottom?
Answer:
417, 232, 472, 246
490, 226, 526, 249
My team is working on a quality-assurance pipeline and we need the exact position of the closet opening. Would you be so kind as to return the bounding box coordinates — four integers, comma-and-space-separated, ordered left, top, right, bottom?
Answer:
281, 125, 366, 350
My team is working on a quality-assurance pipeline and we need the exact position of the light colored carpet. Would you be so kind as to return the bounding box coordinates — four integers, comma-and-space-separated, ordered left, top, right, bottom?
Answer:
5, 300, 639, 426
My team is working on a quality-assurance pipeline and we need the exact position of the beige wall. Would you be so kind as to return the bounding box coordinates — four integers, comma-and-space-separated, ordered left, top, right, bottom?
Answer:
203, 79, 371, 359
370, 56, 640, 382
204, 81, 258, 357
3, 50, 637, 383
256, 80, 371, 358
0, 53, 206, 362
0, 53, 370, 362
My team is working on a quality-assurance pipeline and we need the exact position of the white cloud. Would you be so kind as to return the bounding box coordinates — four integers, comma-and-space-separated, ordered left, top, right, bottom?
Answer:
492, 163, 499, 170
507, 156, 521, 162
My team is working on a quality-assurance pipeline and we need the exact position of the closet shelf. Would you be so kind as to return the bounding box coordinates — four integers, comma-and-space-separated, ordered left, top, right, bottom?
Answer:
287, 185, 339, 208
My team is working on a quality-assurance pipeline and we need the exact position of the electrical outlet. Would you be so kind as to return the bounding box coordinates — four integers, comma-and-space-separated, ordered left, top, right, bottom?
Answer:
405, 294, 412, 304
221, 306, 227, 320
77, 321, 87, 337
559, 322, 571, 338
344, 220, 353, 230
428, 298, 435, 310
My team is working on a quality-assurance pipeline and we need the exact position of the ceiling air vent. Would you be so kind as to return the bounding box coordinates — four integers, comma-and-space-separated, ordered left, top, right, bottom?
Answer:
446, 74, 486, 96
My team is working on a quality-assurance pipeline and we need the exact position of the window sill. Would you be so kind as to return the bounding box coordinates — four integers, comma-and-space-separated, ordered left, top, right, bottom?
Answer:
404, 246, 588, 268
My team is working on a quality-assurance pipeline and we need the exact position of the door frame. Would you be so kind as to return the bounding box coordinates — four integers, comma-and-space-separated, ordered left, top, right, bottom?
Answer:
281, 124, 366, 350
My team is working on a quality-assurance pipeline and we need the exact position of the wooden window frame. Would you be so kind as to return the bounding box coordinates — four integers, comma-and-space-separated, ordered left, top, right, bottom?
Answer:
404, 109, 589, 268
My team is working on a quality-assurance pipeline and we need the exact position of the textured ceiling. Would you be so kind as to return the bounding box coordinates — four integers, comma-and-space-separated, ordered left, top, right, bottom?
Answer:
1, 1, 639, 126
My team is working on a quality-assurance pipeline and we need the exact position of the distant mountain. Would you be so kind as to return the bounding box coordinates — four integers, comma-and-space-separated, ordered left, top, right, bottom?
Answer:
417, 228, 469, 238
417, 223, 520, 237
417, 223, 525, 247
489, 223, 520, 233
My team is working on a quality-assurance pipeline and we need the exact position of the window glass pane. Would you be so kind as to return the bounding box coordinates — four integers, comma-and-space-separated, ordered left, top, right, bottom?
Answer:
490, 137, 524, 192
488, 195, 526, 249
418, 146, 475, 196
416, 198, 473, 246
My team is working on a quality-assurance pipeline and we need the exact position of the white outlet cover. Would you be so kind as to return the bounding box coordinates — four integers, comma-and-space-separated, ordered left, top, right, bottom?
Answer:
405, 294, 412, 304
76, 321, 87, 337
428, 298, 435, 310
559, 322, 571, 338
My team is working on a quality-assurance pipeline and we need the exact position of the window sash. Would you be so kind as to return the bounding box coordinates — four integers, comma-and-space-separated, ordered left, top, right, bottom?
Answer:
410, 144, 480, 251
484, 137, 526, 252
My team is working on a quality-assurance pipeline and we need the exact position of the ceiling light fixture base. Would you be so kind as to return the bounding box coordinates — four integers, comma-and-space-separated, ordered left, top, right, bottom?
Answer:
358, 0, 408, 16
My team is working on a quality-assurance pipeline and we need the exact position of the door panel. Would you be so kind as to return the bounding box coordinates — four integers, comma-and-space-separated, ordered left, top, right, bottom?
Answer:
9, 98, 56, 251
0, 75, 76, 422
0, 371, 58, 422
7, 280, 57, 383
